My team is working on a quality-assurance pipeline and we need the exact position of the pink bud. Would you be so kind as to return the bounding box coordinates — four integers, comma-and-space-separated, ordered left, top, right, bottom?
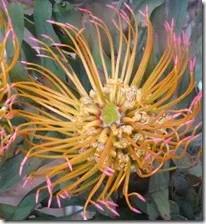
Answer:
19, 156, 28, 176
22, 177, 29, 188
164, 137, 172, 144
46, 19, 56, 24
29, 37, 38, 42
5, 29, 11, 41
173, 33, 177, 42
59, 193, 66, 199
189, 57, 196, 72
0, 129, 5, 136
105, 4, 115, 10
135, 193, 146, 202
2, 0, 7, 9
107, 200, 119, 207
36, 54, 48, 58
164, 23, 169, 32
111, 19, 118, 28
152, 137, 162, 143
56, 196, 61, 208
174, 56, 178, 65
190, 91, 202, 109
41, 34, 51, 39
46, 176, 52, 186
132, 208, 142, 214
78, 8, 91, 14
183, 119, 194, 126
21, 60, 28, 64
103, 170, 113, 176
15, 148, 20, 155
120, 13, 129, 22
63, 189, 69, 198
138, 10, 146, 17
93, 202, 104, 211
145, 5, 149, 15
65, 158, 72, 171
109, 207, 120, 216
165, 21, 171, 31
47, 196, 52, 208
98, 200, 107, 206
10, 131, 17, 142
172, 113, 182, 119
35, 189, 40, 204
83, 213, 87, 220
52, 43, 64, 47
106, 167, 115, 173
171, 18, 174, 29
123, 2, 132, 12
46, 177, 52, 195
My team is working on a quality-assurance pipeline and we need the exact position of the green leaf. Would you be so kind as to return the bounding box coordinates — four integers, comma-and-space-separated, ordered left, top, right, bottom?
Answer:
176, 200, 195, 220
133, 0, 165, 21
11, 183, 59, 220
151, 189, 170, 220
148, 162, 170, 220
172, 152, 194, 169
149, 162, 170, 193
52, 1, 82, 47
0, 154, 23, 194
185, 174, 201, 188
171, 172, 189, 196
166, 0, 188, 33
6, 2, 28, 82
188, 161, 202, 177
171, 214, 188, 220
29, 208, 88, 221
194, 37, 202, 85
52, 1, 82, 28
194, 210, 203, 221
169, 200, 180, 215
146, 197, 160, 220
22, 40, 40, 64
28, 210, 56, 220
24, 15, 36, 36
33, 0, 66, 81
185, 188, 199, 211
29, 209, 83, 221
69, 57, 91, 93
150, 2, 167, 56
0, 154, 43, 194
0, 203, 17, 220
9, 60, 29, 82
8, 2, 24, 46
34, 0, 59, 43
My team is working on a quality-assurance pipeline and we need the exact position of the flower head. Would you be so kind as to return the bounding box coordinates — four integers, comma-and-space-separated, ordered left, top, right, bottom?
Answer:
13, 4, 201, 219
0, 0, 19, 161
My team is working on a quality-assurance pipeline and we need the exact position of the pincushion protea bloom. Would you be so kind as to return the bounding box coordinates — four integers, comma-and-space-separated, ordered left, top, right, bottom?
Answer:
12, 4, 201, 219
0, 0, 19, 160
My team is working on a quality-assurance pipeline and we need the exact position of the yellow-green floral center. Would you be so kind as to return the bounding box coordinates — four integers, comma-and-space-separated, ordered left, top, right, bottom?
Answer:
101, 103, 120, 126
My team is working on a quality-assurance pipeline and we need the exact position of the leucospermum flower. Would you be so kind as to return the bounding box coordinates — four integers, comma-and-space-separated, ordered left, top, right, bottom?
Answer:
0, 0, 19, 160
13, 4, 201, 219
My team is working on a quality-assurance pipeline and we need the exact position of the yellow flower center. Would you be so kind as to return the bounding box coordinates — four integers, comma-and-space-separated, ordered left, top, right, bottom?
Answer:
101, 103, 120, 126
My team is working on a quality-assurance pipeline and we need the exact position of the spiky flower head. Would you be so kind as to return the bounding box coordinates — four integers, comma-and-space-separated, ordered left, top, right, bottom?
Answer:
13, 4, 201, 219
0, 0, 19, 161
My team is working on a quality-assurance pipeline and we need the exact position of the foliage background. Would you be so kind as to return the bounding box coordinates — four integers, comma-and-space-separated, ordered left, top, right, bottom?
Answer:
0, 0, 202, 221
